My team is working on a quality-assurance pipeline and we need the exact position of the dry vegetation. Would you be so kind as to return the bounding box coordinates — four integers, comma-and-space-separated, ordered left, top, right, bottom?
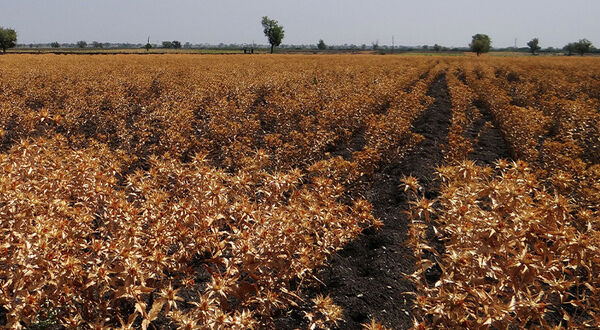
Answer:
0, 54, 599, 328
407, 57, 600, 328
0, 55, 435, 328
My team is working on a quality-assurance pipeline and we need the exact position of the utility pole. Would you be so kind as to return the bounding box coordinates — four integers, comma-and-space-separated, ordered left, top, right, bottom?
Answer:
392, 35, 394, 53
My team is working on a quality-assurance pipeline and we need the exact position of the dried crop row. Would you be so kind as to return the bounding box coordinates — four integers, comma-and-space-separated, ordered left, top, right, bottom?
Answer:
0, 55, 436, 328
443, 63, 482, 163
490, 58, 600, 105
407, 58, 600, 328
407, 160, 600, 328
465, 60, 600, 207
0, 56, 435, 173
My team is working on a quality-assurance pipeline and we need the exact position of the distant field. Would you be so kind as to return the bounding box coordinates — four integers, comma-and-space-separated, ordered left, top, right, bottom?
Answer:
7, 48, 262, 54
7, 48, 568, 56
8, 48, 374, 55
400, 51, 466, 56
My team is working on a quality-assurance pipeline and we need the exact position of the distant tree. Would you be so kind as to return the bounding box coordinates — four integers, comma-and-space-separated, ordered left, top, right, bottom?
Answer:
361, 44, 366, 50
171, 40, 182, 49
0, 27, 17, 53
317, 39, 326, 50
76, 40, 87, 48
563, 42, 578, 56
91, 41, 103, 48
372, 41, 379, 50
470, 34, 491, 56
184, 42, 192, 49
161, 41, 173, 49
575, 38, 593, 56
145, 37, 152, 52
527, 38, 541, 55
51, 41, 60, 48
261, 16, 285, 53
433, 44, 442, 52
422, 45, 429, 50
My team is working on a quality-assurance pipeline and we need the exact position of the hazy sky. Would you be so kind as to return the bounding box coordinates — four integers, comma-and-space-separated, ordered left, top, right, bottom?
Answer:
2, 0, 599, 48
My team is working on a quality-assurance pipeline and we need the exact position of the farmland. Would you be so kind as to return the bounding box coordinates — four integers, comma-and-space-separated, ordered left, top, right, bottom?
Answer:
0, 54, 599, 329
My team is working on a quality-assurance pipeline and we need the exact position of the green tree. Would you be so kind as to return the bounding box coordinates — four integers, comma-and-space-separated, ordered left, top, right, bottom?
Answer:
171, 40, 182, 49
0, 27, 17, 53
563, 43, 576, 56
76, 40, 87, 48
51, 42, 60, 48
162, 41, 173, 48
91, 41, 103, 48
527, 38, 541, 55
470, 34, 491, 56
317, 39, 326, 50
145, 37, 152, 52
575, 38, 593, 56
433, 44, 442, 52
261, 16, 285, 54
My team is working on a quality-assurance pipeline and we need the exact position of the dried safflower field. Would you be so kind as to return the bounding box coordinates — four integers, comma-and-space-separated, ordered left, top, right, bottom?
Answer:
0, 54, 599, 329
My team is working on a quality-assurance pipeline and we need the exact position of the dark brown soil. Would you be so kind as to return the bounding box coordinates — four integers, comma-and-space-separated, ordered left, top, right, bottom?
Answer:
466, 103, 512, 164
274, 74, 452, 329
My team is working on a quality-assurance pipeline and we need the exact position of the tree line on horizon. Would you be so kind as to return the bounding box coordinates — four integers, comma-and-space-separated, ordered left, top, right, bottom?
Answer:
0, 22, 597, 55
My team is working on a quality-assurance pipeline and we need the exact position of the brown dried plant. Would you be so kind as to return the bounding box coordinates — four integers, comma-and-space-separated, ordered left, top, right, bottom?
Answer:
407, 160, 600, 328
0, 55, 441, 328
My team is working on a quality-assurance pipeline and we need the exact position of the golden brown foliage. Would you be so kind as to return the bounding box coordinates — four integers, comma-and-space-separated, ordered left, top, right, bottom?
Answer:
0, 55, 437, 328
2, 54, 600, 328
408, 57, 600, 328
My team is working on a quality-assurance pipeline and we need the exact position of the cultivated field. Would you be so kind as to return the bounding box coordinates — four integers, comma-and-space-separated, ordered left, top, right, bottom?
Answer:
0, 55, 599, 329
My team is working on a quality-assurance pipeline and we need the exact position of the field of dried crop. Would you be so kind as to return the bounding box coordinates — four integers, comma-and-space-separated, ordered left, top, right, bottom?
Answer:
0, 54, 599, 329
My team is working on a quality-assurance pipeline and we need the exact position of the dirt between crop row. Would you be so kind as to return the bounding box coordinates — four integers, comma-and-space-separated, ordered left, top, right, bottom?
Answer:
275, 71, 514, 329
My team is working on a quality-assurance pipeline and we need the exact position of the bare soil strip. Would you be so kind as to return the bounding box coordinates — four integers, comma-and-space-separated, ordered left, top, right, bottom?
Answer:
467, 103, 512, 165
